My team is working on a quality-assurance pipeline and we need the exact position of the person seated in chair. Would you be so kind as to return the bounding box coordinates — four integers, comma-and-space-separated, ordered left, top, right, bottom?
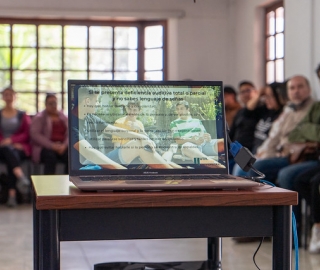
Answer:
247, 75, 316, 184
30, 93, 68, 175
232, 82, 286, 177
0, 87, 31, 207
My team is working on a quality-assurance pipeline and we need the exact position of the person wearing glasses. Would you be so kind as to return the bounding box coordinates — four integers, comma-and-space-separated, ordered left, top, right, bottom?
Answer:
227, 81, 259, 173
228, 81, 259, 152
30, 93, 68, 175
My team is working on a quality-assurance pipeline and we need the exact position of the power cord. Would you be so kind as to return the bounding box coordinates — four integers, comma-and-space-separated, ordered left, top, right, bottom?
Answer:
252, 237, 264, 270
259, 180, 299, 270
226, 126, 299, 270
292, 211, 299, 270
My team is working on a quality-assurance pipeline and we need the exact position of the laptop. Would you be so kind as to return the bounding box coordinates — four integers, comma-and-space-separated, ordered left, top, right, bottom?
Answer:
68, 80, 261, 191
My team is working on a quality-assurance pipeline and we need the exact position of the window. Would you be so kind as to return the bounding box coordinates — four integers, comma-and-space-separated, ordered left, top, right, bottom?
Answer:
265, 2, 284, 84
0, 19, 167, 114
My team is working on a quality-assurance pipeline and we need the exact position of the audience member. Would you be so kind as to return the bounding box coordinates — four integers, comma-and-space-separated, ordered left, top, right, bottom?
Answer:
276, 66, 320, 246
276, 101, 320, 189
232, 82, 286, 176
270, 101, 320, 245
0, 87, 31, 207
228, 81, 258, 151
248, 75, 314, 183
223, 86, 242, 128
30, 93, 68, 174
228, 81, 258, 172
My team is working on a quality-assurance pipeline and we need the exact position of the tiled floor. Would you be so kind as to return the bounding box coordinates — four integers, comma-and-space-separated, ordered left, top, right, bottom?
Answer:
1, 203, 320, 270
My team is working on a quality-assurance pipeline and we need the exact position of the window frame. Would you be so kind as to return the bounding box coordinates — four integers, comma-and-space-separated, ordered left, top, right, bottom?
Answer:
0, 17, 167, 113
264, 1, 284, 84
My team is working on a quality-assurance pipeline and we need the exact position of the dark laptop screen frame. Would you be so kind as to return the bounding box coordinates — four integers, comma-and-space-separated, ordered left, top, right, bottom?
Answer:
68, 80, 229, 176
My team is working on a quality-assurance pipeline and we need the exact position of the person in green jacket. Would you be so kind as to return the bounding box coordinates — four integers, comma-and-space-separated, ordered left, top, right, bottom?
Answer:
287, 102, 320, 143
278, 67, 320, 251
277, 101, 320, 190
272, 101, 320, 249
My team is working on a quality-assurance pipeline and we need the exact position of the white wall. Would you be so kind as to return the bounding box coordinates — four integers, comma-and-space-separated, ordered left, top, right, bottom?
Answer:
0, 0, 319, 97
168, 4, 230, 82
227, 0, 266, 89
0, 0, 232, 83
284, 0, 320, 99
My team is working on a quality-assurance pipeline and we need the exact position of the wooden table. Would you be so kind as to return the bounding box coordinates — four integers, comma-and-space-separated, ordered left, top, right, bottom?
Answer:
32, 175, 297, 270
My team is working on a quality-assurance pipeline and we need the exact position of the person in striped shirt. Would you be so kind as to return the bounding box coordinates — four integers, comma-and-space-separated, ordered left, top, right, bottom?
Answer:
170, 100, 224, 167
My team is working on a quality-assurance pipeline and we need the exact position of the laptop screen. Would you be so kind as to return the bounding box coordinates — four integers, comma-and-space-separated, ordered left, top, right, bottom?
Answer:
68, 80, 229, 176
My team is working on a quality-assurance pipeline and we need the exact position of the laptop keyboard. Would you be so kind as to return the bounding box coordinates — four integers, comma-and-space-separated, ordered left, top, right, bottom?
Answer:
79, 174, 236, 182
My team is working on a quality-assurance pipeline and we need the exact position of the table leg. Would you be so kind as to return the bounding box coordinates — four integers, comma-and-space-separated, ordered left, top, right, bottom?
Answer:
33, 192, 39, 270
273, 205, 292, 270
36, 210, 60, 270
207, 237, 222, 270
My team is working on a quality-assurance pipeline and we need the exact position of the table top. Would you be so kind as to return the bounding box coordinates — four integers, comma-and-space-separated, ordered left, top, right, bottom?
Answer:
31, 175, 298, 210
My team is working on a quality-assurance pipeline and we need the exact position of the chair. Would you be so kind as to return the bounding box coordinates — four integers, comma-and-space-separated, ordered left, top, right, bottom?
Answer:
300, 198, 312, 249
